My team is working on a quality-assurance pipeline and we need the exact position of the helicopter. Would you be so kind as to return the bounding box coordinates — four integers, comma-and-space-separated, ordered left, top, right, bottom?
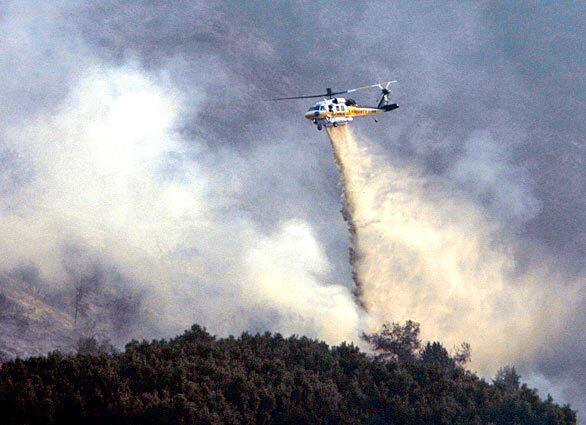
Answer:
267, 81, 399, 130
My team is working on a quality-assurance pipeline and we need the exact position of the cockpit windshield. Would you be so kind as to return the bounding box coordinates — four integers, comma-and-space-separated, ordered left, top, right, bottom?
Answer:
308, 104, 320, 111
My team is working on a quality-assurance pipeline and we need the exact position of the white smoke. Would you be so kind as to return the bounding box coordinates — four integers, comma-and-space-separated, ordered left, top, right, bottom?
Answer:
0, 64, 360, 346
326, 125, 582, 374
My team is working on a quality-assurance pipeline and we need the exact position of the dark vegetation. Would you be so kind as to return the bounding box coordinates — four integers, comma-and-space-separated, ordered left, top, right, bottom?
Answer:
0, 321, 576, 424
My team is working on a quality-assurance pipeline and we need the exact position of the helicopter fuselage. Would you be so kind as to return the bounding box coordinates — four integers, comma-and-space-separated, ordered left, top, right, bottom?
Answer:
267, 80, 399, 130
304, 97, 397, 130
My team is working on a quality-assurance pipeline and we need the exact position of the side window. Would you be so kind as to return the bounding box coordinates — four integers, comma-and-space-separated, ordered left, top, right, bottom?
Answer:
336, 105, 340, 111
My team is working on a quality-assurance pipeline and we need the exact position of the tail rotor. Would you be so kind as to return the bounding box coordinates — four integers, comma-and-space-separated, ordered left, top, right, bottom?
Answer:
376, 81, 396, 109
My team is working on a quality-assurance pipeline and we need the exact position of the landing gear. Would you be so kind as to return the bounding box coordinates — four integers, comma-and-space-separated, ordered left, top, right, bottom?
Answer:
317, 124, 323, 131
333, 122, 338, 127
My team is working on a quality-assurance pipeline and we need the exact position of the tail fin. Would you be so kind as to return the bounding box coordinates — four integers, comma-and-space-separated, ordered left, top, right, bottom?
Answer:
382, 103, 399, 111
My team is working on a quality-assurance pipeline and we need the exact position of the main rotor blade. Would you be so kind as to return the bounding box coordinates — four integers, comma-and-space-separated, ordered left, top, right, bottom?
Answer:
265, 93, 329, 101
346, 80, 397, 93
264, 81, 397, 101
265, 91, 348, 101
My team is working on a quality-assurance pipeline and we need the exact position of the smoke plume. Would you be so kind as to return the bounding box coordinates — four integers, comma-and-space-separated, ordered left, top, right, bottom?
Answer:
0, 65, 360, 354
326, 125, 582, 374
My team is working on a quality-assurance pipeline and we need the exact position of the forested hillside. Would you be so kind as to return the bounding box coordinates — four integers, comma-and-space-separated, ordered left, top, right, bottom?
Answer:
0, 323, 576, 424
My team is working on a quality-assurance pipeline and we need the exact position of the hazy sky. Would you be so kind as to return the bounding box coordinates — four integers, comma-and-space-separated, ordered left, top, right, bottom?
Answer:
0, 0, 584, 415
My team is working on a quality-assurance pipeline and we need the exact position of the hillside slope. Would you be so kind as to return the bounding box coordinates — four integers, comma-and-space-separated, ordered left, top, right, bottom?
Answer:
0, 277, 74, 360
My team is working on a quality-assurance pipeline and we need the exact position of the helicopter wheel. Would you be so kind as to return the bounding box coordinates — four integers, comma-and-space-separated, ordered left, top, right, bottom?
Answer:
317, 124, 322, 131
332, 122, 338, 127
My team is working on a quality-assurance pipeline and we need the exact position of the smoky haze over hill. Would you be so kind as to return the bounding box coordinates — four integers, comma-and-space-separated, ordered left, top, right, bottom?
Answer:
0, 0, 584, 416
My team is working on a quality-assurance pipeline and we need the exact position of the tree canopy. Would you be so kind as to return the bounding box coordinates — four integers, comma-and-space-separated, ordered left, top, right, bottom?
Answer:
0, 322, 576, 424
